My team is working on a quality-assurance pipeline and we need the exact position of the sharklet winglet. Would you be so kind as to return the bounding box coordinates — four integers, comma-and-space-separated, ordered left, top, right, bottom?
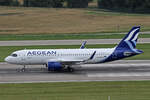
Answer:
80, 41, 87, 49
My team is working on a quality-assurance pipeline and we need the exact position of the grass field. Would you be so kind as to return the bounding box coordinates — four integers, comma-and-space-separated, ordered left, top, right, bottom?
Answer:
0, 81, 150, 100
0, 33, 149, 40
0, 6, 150, 34
0, 43, 149, 62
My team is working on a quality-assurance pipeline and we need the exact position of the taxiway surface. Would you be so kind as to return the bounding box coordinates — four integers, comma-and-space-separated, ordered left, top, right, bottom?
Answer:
0, 60, 150, 83
0, 38, 149, 46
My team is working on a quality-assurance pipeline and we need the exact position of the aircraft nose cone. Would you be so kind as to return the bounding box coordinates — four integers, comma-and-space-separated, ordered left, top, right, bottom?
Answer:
5, 57, 9, 62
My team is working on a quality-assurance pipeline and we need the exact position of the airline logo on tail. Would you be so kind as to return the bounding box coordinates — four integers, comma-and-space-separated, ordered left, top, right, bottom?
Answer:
117, 26, 140, 50
124, 27, 140, 42
103, 26, 143, 63
124, 26, 140, 49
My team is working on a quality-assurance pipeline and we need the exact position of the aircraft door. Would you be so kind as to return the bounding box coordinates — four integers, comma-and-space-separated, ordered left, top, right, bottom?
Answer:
21, 53, 26, 64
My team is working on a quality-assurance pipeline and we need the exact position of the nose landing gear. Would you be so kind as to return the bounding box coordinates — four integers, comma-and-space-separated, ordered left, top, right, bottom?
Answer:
19, 65, 26, 72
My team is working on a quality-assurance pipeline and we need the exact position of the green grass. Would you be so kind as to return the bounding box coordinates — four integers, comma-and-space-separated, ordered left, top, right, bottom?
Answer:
1, 81, 150, 100
0, 33, 149, 41
1, 44, 149, 62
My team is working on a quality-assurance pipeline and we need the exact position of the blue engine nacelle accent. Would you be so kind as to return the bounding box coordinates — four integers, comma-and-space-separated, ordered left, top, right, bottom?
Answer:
47, 62, 62, 71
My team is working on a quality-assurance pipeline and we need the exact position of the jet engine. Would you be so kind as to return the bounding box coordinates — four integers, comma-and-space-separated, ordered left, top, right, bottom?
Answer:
47, 62, 62, 71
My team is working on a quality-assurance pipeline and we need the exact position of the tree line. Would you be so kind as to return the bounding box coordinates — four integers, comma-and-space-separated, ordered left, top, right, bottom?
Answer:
0, 0, 93, 8
98, 0, 150, 13
0, 0, 150, 12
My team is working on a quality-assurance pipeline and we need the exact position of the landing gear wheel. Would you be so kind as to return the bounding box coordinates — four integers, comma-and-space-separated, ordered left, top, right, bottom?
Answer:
45, 64, 48, 68
20, 65, 26, 72
21, 68, 25, 72
67, 67, 74, 72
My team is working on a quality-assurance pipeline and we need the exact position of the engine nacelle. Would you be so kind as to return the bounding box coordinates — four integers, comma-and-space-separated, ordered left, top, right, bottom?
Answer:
47, 62, 62, 71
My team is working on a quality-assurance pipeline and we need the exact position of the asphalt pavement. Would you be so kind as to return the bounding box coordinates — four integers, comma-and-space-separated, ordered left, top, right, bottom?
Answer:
0, 60, 150, 83
0, 38, 149, 46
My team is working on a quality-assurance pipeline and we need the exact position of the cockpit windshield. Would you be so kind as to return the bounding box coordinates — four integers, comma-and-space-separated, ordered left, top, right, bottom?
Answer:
11, 53, 18, 57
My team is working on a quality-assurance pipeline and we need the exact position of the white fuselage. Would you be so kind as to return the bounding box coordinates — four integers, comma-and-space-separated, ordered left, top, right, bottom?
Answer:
5, 48, 115, 65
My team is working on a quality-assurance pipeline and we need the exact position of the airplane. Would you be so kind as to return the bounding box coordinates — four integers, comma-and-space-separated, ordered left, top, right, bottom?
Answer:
5, 26, 143, 72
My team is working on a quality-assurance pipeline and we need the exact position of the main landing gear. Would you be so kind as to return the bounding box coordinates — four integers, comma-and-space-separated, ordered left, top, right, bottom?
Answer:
66, 67, 74, 72
63, 65, 75, 72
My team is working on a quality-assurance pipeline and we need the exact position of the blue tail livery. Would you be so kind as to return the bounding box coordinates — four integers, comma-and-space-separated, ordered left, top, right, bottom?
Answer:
117, 26, 140, 50
104, 26, 143, 62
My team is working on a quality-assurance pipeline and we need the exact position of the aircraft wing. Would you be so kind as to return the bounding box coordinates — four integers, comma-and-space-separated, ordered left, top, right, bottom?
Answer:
47, 51, 96, 65
48, 58, 83, 63
48, 58, 87, 65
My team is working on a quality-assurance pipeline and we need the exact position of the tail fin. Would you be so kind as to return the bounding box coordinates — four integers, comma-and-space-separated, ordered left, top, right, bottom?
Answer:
101, 26, 143, 63
103, 26, 143, 63
116, 26, 141, 51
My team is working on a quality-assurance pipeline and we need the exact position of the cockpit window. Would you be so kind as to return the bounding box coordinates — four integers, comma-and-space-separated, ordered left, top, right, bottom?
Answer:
11, 54, 18, 57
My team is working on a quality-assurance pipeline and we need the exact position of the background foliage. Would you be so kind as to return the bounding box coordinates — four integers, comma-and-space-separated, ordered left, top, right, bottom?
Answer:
98, 0, 150, 13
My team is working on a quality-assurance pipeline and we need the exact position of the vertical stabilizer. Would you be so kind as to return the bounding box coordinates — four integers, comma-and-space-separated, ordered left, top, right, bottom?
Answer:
103, 26, 143, 63
116, 26, 141, 52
